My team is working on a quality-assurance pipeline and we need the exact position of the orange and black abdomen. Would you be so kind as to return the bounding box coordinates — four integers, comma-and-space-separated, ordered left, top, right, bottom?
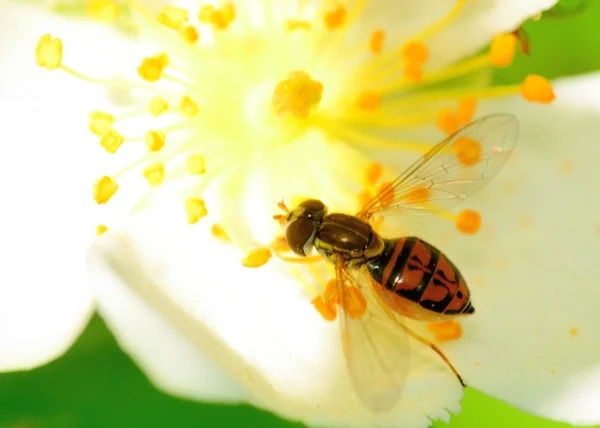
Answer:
367, 237, 474, 316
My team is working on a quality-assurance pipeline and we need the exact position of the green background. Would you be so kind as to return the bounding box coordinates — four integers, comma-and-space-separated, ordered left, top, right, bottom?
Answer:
3, 0, 600, 427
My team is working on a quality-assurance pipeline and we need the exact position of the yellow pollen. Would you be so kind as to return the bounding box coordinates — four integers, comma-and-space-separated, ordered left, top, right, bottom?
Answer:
198, 3, 235, 30
286, 20, 311, 31
370, 29, 385, 54
570, 326, 579, 337
456, 209, 482, 234
364, 162, 383, 186
148, 97, 169, 116
403, 62, 423, 82
99, 129, 124, 154
340, 286, 367, 319
157, 6, 189, 30
358, 189, 373, 208
138, 54, 169, 82
86, 0, 120, 23
324, 4, 347, 30
453, 136, 482, 166
311, 295, 338, 321
187, 154, 206, 175
437, 110, 457, 135
272, 71, 323, 119
356, 90, 381, 110
88, 111, 114, 136
405, 186, 430, 203
323, 278, 338, 303
35, 35, 62, 71
185, 197, 208, 224
427, 320, 463, 341
180, 96, 199, 118
145, 130, 166, 152
143, 162, 165, 187
376, 181, 394, 208
96, 224, 108, 236
211, 224, 230, 242
457, 97, 477, 125
489, 33, 517, 67
241, 248, 272, 268
521, 75, 555, 104
402, 40, 429, 65
93, 176, 118, 204
179, 25, 200, 44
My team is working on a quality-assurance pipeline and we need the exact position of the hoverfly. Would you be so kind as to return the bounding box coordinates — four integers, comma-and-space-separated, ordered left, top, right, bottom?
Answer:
275, 114, 519, 412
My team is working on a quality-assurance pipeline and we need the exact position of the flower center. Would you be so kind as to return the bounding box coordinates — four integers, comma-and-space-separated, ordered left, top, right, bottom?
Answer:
36, 0, 554, 268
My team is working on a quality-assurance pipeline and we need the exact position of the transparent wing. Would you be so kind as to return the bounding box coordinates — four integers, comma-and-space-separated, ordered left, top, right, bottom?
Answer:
358, 114, 519, 219
335, 261, 411, 412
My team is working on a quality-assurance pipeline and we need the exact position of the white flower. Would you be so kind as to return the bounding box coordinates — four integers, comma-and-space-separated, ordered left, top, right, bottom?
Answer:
3, 0, 600, 426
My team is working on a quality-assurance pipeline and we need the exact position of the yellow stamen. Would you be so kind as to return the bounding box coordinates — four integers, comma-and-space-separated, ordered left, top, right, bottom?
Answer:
489, 33, 517, 67
180, 96, 199, 118
86, 0, 120, 23
456, 96, 476, 125
286, 20, 311, 31
88, 111, 114, 136
324, 4, 346, 30
340, 285, 367, 319
35, 35, 62, 71
145, 130, 166, 152
427, 320, 463, 341
369, 29, 384, 54
96, 224, 109, 236
272, 71, 323, 119
187, 154, 206, 175
138, 54, 169, 82
148, 97, 169, 116
322, 279, 338, 303
143, 162, 165, 186
402, 40, 429, 65
185, 197, 208, 224
405, 186, 431, 204
453, 136, 481, 166
455, 209, 481, 234
100, 129, 124, 154
241, 248, 272, 268
93, 176, 118, 204
211, 224, 230, 242
364, 162, 383, 186
198, 3, 235, 30
437, 110, 457, 135
179, 25, 199, 44
311, 295, 337, 321
356, 91, 381, 110
358, 189, 373, 207
157, 6, 188, 30
521, 75, 555, 104
376, 181, 394, 208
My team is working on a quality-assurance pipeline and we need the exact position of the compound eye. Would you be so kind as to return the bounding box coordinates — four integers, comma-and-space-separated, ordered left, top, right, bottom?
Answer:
285, 217, 316, 256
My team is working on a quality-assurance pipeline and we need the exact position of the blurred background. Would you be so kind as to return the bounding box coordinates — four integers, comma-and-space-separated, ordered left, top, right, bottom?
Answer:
2, 0, 600, 427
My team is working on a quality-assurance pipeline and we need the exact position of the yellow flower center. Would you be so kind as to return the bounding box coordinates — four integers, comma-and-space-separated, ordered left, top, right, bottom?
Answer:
35, 0, 554, 274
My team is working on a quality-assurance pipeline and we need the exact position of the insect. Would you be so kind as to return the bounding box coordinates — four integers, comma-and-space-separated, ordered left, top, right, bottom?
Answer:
275, 114, 519, 412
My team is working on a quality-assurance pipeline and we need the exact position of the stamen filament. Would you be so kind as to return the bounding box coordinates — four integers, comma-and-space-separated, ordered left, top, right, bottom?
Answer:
59, 65, 108, 84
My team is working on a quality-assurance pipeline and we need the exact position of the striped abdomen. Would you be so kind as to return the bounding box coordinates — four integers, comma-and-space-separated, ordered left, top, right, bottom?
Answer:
367, 237, 474, 320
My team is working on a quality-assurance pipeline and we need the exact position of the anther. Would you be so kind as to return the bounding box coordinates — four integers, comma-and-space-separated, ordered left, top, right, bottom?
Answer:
211, 224, 230, 242
286, 20, 311, 31
148, 97, 169, 116
96, 224, 109, 236
340, 286, 367, 319
427, 320, 463, 341
143, 162, 165, 187
145, 130, 166, 152
241, 248, 272, 268
100, 129, 124, 153
520, 75, 555, 104
324, 4, 346, 30
437, 110, 457, 135
157, 6, 189, 30
272, 71, 323, 119
457, 97, 476, 125
489, 33, 517, 67
89, 111, 114, 136
402, 41, 429, 65
138, 54, 169, 82
456, 209, 481, 234
198, 3, 235, 30
356, 91, 381, 110
36, 35, 62, 71
376, 181, 394, 208
93, 176, 118, 204
187, 154, 206, 175
453, 136, 481, 166
179, 25, 199, 44
185, 197, 208, 224
364, 162, 383, 186
87, 0, 120, 23
180, 96, 199, 118
370, 29, 385, 54
311, 295, 337, 321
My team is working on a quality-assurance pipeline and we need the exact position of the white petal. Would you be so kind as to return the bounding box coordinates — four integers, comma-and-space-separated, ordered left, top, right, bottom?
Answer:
398, 74, 600, 424
88, 210, 465, 427
356, 0, 557, 66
